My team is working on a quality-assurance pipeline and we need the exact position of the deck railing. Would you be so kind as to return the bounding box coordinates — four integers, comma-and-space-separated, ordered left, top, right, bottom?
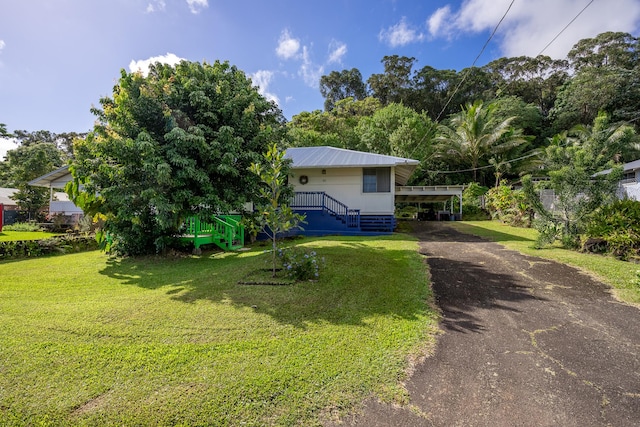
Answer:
183, 215, 244, 250
291, 191, 360, 228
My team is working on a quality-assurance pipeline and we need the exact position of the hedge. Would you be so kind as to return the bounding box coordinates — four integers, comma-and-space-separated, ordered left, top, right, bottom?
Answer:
0, 235, 98, 260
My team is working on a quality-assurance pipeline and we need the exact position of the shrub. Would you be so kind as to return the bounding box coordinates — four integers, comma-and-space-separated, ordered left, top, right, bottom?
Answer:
2, 222, 42, 232
461, 204, 489, 220
485, 183, 532, 227
276, 247, 324, 281
584, 199, 640, 260
0, 235, 98, 260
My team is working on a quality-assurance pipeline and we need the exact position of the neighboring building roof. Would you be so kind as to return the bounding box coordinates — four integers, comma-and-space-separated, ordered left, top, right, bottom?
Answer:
595, 158, 640, 176
28, 165, 72, 188
0, 188, 18, 206
621, 159, 640, 173
285, 146, 420, 186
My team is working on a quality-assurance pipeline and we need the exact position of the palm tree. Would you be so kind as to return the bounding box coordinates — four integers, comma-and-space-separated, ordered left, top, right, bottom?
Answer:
568, 111, 639, 171
436, 100, 528, 183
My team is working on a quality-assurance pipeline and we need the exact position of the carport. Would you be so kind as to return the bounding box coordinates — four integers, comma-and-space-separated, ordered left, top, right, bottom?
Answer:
395, 185, 466, 220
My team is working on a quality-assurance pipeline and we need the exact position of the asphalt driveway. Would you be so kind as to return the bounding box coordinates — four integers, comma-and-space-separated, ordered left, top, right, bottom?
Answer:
336, 221, 640, 426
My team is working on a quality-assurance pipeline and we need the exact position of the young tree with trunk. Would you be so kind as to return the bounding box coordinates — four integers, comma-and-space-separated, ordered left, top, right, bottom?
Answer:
249, 143, 304, 277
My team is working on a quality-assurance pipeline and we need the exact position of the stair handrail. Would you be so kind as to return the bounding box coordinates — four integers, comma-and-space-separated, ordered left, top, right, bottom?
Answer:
292, 191, 360, 228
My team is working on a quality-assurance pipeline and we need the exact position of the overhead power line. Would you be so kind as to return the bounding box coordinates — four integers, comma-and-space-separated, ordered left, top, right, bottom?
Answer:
434, 0, 516, 122
408, 0, 516, 160
425, 113, 640, 175
537, 0, 597, 57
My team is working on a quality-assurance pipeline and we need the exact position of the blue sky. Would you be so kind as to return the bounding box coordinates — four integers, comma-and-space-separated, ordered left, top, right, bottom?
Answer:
1, 0, 640, 158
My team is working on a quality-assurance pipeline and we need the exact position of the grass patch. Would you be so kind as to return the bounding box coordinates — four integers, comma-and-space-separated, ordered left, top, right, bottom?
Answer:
0, 234, 437, 426
449, 221, 640, 305
0, 231, 61, 241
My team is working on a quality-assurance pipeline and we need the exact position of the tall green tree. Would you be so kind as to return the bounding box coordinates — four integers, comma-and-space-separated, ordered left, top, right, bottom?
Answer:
567, 32, 638, 72
435, 100, 528, 183
70, 60, 284, 256
552, 32, 640, 132
367, 55, 416, 105
355, 103, 436, 160
287, 97, 382, 150
319, 68, 367, 111
483, 55, 569, 118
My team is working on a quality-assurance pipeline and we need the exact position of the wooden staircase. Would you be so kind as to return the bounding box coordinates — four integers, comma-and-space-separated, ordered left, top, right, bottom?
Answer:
180, 215, 244, 252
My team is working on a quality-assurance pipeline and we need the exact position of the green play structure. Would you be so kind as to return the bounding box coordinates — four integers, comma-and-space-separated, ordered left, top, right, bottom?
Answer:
180, 215, 244, 252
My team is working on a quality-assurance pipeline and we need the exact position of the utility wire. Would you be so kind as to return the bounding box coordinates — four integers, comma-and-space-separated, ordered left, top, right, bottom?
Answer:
537, 0, 596, 56
425, 113, 640, 175
434, 0, 516, 122
408, 0, 516, 160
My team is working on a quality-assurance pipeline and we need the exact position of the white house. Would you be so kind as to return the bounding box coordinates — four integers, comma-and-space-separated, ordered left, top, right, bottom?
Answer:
29, 146, 464, 236
596, 159, 640, 201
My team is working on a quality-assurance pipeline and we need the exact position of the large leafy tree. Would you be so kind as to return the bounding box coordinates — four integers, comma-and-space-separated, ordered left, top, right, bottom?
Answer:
70, 60, 284, 255
567, 32, 638, 72
367, 55, 416, 105
483, 55, 569, 118
319, 68, 367, 111
435, 100, 528, 184
552, 32, 640, 132
287, 97, 381, 150
355, 103, 436, 159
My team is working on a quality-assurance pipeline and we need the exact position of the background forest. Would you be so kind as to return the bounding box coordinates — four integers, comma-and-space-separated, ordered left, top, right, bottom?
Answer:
288, 31, 640, 187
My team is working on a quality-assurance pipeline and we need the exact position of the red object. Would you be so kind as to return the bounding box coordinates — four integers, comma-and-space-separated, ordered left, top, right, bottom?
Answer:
0, 203, 3, 232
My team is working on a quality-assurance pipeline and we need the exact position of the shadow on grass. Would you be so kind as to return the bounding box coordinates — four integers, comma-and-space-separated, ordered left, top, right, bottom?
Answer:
98, 238, 431, 329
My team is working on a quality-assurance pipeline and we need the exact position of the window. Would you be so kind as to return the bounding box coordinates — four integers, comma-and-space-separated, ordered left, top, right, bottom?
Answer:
363, 167, 391, 193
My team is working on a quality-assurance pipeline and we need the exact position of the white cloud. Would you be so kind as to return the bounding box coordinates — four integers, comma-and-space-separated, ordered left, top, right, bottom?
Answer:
379, 17, 425, 47
427, 0, 640, 59
186, 0, 208, 14
427, 6, 452, 38
299, 46, 324, 88
327, 40, 347, 64
146, 1, 166, 13
129, 53, 184, 76
276, 29, 301, 60
285, 96, 294, 103
0, 40, 5, 52
251, 70, 279, 104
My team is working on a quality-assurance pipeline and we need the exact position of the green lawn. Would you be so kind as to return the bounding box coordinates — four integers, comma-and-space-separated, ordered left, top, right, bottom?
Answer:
449, 221, 640, 305
0, 231, 61, 241
0, 234, 438, 426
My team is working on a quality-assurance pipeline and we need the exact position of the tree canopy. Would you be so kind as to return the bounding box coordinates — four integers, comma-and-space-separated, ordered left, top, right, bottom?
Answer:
70, 60, 285, 255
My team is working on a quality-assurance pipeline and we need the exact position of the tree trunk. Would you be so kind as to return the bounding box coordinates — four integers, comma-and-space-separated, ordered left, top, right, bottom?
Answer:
272, 235, 277, 277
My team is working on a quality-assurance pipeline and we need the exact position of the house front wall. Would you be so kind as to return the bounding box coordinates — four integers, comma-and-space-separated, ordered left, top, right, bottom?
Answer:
290, 166, 396, 215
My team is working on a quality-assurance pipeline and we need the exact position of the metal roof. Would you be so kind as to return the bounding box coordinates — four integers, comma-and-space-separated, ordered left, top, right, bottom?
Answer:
285, 146, 420, 185
595, 158, 640, 176
28, 165, 71, 188
395, 185, 466, 203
